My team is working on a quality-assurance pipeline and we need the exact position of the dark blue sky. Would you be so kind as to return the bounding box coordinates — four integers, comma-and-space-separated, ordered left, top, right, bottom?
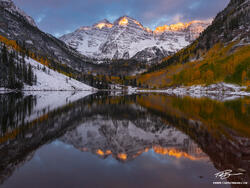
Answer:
13, 0, 230, 37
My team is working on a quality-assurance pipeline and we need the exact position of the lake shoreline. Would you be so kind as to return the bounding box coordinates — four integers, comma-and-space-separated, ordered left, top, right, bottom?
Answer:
1, 82, 249, 99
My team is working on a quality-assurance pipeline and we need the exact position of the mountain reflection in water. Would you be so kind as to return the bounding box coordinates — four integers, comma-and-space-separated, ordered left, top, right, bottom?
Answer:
0, 92, 249, 188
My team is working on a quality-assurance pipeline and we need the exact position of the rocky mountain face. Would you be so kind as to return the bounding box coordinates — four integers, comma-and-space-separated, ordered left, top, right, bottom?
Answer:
0, 0, 36, 27
0, 0, 95, 73
60, 17, 211, 62
197, 0, 250, 50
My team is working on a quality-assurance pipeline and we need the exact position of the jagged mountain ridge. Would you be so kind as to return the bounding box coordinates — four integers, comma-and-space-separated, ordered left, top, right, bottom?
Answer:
199, 0, 250, 48
60, 16, 211, 62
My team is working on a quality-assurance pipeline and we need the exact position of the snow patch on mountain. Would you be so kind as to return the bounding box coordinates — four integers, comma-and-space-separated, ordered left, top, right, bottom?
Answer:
23, 57, 94, 91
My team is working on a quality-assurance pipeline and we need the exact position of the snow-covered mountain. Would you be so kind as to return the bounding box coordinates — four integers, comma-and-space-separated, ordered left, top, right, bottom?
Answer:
154, 20, 213, 41
60, 16, 211, 62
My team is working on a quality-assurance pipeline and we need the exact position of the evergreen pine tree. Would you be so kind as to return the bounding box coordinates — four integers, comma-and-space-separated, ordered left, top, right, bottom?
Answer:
28, 64, 33, 85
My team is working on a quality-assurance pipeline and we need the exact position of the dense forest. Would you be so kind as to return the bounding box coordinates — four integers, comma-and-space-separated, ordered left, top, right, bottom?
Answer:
0, 42, 36, 89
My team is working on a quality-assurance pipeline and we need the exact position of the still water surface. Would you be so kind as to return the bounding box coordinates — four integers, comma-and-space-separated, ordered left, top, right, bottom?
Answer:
0, 92, 249, 188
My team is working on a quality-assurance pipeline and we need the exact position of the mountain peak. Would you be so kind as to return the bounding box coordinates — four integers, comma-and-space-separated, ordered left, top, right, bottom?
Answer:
0, 0, 37, 27
93, 19, 113, 29
118, 17, 129, 26
112, 16, 153, 33
114, 16, 142, 27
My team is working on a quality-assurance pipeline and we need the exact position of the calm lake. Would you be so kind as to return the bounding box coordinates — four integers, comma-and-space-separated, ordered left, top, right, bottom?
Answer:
0, 92, 249, 188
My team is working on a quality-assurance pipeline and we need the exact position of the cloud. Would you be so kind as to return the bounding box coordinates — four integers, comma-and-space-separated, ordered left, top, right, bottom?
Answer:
35, 14, 46, 23
170, 14, 184, 24
12, 0, 230, 37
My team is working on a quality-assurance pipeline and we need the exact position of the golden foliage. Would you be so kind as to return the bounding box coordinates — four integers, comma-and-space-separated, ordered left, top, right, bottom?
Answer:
137, 42, 250, 88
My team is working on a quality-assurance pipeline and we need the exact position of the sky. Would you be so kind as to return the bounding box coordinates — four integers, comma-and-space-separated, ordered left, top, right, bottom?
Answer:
13, 0, 230, 37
